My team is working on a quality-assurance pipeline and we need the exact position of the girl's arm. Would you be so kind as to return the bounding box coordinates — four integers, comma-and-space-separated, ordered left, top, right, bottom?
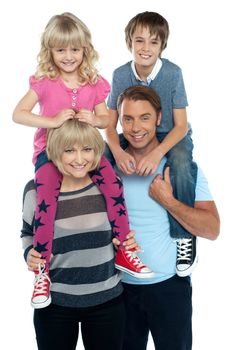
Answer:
93, 101, 110, 129
77, 102, 109, 129
13, 89, 53, 128
13, 89, 75, 128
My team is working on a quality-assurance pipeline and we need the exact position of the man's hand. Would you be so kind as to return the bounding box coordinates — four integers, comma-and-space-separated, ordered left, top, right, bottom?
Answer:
149, 167, 174, 208
112, 230, 140, 251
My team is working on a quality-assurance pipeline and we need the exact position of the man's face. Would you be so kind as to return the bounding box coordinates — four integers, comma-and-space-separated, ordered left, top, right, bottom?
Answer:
120, 99, 161, 152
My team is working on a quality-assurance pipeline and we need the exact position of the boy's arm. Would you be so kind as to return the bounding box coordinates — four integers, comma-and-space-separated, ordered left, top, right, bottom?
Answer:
156, 108, 188, 156
105, 109, 136, 174
105, 109, 121, 155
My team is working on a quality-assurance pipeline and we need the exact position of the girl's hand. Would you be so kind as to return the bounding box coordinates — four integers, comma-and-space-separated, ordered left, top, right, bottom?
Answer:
75, 108, 97, 127
51, 109, 76, 128
26, 248, 46, 271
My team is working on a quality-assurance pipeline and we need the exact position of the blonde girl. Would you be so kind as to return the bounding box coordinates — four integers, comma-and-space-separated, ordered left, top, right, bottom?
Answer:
13, 12, 153, 309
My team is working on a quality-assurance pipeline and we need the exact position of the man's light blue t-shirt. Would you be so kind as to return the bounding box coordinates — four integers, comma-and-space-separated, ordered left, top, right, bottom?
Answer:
118, 158, 212, 285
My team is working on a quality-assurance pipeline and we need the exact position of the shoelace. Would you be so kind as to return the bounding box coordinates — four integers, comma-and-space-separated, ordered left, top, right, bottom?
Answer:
125, 250, 145, 268
33, 264, 51, 296
176, 238, 192, 262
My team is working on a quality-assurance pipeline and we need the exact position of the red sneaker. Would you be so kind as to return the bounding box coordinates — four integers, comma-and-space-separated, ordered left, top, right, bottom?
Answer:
31, 264, 51, 309
115, 248, 155, 278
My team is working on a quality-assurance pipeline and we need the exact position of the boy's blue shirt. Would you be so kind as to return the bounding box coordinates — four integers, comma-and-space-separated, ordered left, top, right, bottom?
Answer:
107, 58, 188, 133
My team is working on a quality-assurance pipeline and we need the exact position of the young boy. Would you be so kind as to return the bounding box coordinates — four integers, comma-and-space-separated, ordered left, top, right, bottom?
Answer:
106, 11, 198, 277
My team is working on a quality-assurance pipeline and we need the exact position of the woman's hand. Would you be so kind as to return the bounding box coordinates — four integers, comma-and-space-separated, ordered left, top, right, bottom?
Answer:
112, 230, 140, 251
26, 248, 46, 271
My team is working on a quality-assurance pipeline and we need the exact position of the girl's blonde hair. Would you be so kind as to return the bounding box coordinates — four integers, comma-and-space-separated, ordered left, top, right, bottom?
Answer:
35, 12, 99, 83
46, 119, 105, 175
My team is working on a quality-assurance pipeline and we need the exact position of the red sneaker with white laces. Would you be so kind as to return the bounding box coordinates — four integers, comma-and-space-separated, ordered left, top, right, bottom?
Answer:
31, 264, 51, 309
115, 248, 155, 278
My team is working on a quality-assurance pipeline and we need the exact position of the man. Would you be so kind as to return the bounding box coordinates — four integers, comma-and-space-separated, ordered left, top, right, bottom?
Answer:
112, 85, 220, 350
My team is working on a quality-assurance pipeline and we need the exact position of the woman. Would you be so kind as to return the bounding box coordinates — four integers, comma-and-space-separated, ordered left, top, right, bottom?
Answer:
21, 119, 137, 350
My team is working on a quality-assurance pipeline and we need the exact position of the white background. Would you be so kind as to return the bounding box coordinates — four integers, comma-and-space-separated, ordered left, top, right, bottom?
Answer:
1, 0, 232, 349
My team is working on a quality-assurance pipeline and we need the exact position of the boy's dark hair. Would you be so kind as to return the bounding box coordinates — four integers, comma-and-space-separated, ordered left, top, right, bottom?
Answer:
117, 85, 161, 117
125, 11, 169, 52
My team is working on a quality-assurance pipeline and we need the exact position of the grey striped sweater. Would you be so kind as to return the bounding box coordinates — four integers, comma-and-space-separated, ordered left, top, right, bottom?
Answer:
21, 180, 122, 308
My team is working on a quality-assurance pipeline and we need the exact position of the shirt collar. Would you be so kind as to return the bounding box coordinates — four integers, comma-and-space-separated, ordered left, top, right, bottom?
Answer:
131, 58, 162, 85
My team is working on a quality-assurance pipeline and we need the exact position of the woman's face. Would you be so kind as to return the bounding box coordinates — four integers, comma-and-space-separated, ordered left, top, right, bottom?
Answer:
61, 143, 95, 179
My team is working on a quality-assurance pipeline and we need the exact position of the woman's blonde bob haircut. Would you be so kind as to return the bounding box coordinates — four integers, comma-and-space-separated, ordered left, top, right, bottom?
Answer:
46, 119, 105, 175
35, 12, 99, 83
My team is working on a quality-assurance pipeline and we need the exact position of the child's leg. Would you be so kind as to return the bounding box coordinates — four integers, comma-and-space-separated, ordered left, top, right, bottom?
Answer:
158, 131, 198, 277
164, 132, 197, 239
90, 156, 129, 244
90, 156, 155, 279
32, 152, 62, 308
34, 159, 62, 266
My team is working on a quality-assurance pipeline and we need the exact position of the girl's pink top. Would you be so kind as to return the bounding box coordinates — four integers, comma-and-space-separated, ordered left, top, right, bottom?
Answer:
29, 75, 110, 164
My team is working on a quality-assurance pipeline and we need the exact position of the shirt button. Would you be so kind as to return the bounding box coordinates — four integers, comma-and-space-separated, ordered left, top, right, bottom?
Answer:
72, 102, 76, 107
72, 96, 77, 100
73, 89, 77, 93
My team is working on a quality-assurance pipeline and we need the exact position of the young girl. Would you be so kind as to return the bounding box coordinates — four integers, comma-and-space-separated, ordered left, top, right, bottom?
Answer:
13, 12, 154, 309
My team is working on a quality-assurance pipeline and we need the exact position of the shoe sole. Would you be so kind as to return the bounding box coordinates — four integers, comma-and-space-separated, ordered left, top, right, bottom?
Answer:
31, 295, 52, 309
115, 264, 155, 278
176, 255, 199, 277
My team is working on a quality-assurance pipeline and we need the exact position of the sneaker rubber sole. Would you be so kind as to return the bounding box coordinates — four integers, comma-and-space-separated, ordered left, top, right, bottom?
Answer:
31, 295, 52, 309
115, 263, 155, 278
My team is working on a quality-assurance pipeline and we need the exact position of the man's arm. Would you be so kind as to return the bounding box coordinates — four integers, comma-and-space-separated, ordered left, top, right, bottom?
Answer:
149, 167, 220, 240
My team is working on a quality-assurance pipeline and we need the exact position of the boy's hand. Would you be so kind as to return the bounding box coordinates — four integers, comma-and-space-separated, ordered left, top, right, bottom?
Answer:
136, 147, 163, 176
115, 149, 136, 175
112, 230, 140, 251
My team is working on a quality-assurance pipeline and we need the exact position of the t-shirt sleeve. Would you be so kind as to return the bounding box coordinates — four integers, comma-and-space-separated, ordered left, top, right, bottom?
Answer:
29, 75, 46, 99
21, 180, 36, 261
107, 69, 122, 110
94, 76, 111, 105
172, 67, 188, 108
195, 167, 213, 201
